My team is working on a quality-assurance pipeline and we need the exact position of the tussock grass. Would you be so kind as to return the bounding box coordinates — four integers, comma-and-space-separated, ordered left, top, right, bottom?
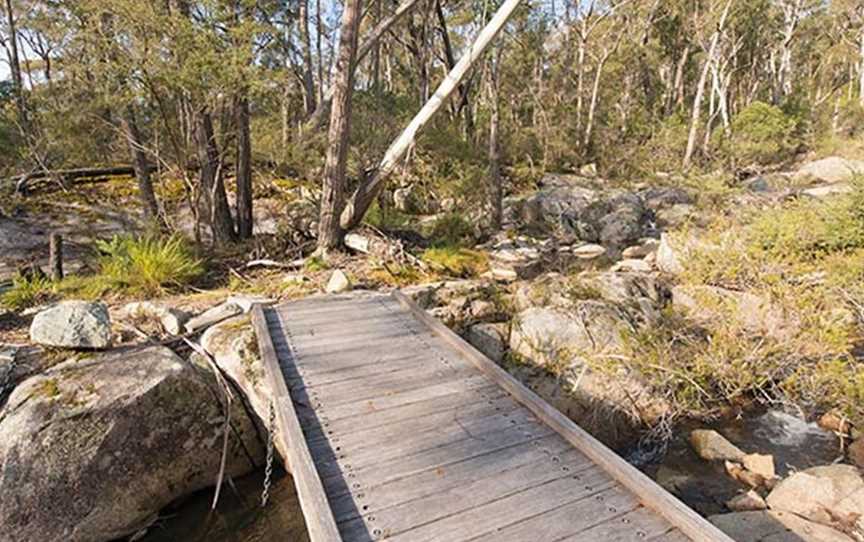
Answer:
94, 235, 203, 295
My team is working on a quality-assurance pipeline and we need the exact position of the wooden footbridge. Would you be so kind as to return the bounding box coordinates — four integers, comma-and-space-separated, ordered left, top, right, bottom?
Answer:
251, 292, 734, 542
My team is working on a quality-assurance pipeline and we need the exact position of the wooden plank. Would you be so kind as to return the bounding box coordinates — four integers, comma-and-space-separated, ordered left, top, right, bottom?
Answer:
558, 506, 677, 541
337, 453, 602, 541
303, 385, 508, 441
333, 443, 594, 524
308, 395, 521, 453
250, 306, 341, 542
288, 351, 464, 388
393, 291, 729, 542
302, 373, 492, 422
321, 428, 558, 498
312, 408, 543, 479
383, 473, 617, 542
288, 331, 438, 359
467, 485, 642, 542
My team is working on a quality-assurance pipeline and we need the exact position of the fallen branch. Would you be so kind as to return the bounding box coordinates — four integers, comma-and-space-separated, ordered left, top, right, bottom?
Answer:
245, 258, 306, 270
10, 165, 155, 193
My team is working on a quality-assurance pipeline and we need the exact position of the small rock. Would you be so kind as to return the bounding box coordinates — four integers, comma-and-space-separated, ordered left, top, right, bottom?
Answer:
120, 302, 190, 336
465, 323, 508, 363
819, 411, 853, 435
0, 344, 18, 364
765, 471, 837, 525
226, 294, 276, 313
621, 239, 659, 259
29, 301, 112, 349
689, 429, 746, 462
572, 244, 606, 259
743, 176, 771, 192
656, 233, 683, 274
579, 163, 598, 177
726, 490, 767, 512
611, 259, 652, 273
184, 302, 244, 334
726, 461, 767, 488
742, 453, 775, 480
802, 183, 853, 199
325, 270, 351, 293
282, 274, 308, 285
847, 439, 864, 469
710, 511, 854, 542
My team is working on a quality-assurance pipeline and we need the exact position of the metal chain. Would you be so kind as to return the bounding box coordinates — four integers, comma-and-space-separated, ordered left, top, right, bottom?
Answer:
0, 354, 17, 403
261, 399, 276, 508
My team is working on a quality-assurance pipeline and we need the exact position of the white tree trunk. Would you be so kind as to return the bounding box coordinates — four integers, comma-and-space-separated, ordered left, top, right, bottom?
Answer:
859, 30, 864, 107
340, 0, 524, 230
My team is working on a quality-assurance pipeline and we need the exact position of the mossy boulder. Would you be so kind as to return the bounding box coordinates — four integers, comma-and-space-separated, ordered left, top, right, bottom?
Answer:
0, 345, 263, 542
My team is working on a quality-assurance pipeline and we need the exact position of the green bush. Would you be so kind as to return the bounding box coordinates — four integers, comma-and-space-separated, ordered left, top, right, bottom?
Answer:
724, 102, 798, 166
1, 273, 54, 311
428, 213, 474, 248
94, 234, 203, 295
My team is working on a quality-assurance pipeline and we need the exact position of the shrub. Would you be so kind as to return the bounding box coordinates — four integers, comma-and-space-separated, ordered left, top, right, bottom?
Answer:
723, 102, 798, 166
1, 273, 54, 311
421, 247, 488, 277
428, 213, 474, 248
94, 234, 203, 295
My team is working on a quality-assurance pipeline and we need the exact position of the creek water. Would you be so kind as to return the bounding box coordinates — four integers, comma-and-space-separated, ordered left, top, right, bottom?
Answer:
637, 409, 842, 516
136, 467, 308, 542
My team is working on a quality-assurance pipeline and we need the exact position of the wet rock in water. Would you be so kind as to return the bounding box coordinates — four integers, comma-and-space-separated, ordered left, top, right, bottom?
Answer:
726, 490, 768, 512
184, 301, 244, 334
726, 460, 768, 489
29, 300, 112, 349
794, 156, 864, 184
742, 453, 776, 480
847, 438, 864, 469
766, 465, 864, 530
465, 323, 508, 363
0, 346, 263, 542
689, 430, 746, 462
818, 411, 853, 436
710, 510, 854, 542
118, 301, 190, 336
325, 269, 352, 293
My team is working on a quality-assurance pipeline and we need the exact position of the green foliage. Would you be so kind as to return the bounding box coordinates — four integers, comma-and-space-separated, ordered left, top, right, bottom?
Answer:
723, 102, 798, 166
363, 201, 411, 230
427, 213, 475, 248
93, 235, 203, 295
750, 176, 864, 258
421, 247, 488, 277
1, 273, 55, 311
303, 255, 329, 272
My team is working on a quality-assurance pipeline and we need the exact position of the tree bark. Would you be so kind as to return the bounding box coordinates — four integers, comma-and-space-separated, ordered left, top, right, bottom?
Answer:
435, 0, 474, 137
859, 29, 864, 107
194, 108, 236, 245
317, 0, 363, 252
120, 106, 160, 222
299, 0, 317, 117
683, 0, 732, 169
340, 0, 524, 231
49, 233, 63, 282
4, 0, 25, 125
235, 95, 253, 239
488, 48, 502, 231
304, 0, 424, 130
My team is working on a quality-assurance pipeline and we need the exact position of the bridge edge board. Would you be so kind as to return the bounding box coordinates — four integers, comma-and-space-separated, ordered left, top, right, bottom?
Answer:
390, 290, 734, 542
251, 305, 343, 542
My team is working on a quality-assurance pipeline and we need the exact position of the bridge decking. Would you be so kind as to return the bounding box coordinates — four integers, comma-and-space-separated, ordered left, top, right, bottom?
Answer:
251, 292, 733, 542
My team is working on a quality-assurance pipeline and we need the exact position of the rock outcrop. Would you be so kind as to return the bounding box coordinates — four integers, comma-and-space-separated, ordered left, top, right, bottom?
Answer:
0, 346, 263, 542
794, 156, 864, 184
29, 301, 112, 349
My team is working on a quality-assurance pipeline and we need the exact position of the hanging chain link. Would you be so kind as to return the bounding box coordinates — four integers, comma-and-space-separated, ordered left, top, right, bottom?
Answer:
261, 399, 276, 508
0, 354, 18, 403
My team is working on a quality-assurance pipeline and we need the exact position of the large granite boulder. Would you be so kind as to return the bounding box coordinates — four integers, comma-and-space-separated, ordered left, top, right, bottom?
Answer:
0, 346, 263, 542
29, 301, 112, 349
710, 510, 854, 542
567, 193, 649, 250
766, 465, 864, 532
794, 156, 864, 184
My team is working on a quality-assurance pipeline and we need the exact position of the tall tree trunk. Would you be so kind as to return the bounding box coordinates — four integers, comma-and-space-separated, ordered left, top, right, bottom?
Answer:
304, 0, 424, 131
371, 0, 381, 91
859, 30, 864, 107
299, 0, 317, 116
488, 48, 502, 231
4, 0, 25, 126
194, 109, 236, 245
340, 0, 524, 230
317, 0, 363, 252
683, 0, 731, 169
671, 44, 690, 113
120, 106, 160, 223
435, 0, 474, 137
235, 95, 253, 239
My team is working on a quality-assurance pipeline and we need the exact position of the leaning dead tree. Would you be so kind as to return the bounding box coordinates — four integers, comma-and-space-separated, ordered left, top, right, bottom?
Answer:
338, 0, 525, 232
